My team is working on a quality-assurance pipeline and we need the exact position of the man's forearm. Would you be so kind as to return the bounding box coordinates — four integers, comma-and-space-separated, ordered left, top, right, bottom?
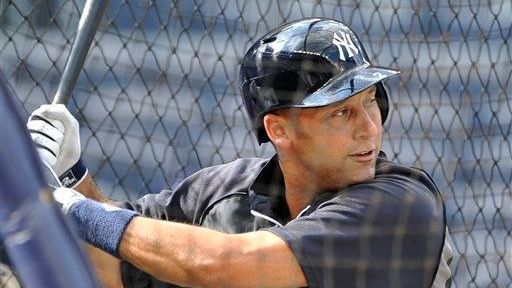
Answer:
118, 217, 306, 288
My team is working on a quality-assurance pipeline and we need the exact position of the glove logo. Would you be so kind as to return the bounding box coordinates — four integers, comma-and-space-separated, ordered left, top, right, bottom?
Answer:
333, 31, 359, 61
60, 170, 78, 187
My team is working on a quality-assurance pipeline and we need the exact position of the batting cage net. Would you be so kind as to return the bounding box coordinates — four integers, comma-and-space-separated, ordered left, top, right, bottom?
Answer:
1, 0, 511, 287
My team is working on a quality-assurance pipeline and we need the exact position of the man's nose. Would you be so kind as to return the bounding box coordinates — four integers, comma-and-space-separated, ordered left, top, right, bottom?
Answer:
354, 108, 380, 139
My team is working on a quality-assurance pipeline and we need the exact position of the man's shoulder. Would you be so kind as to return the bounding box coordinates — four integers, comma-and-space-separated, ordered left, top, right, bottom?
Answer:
176, 157, 269, 196
375, 154, 440, 196
198, 157, 269, 178
326, 155, 444, 227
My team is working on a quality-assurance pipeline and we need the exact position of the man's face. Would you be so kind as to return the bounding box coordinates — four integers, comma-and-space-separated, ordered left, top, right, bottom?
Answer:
283, 86, 382, 191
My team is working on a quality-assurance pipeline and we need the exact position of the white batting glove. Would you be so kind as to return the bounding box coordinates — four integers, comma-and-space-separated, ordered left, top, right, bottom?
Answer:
52, 187, 86, 214
27, 104, 87, 188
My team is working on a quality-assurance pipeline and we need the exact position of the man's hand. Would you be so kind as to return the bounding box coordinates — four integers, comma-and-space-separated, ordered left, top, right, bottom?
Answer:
27, 104, 87, 187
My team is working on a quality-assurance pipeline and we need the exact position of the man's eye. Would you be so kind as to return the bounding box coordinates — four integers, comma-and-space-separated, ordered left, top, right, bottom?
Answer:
333, 108, 348, 117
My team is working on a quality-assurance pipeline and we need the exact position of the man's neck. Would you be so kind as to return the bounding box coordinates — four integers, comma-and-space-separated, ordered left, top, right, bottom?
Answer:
285, 192, 316, 219
279, 160, 319, 218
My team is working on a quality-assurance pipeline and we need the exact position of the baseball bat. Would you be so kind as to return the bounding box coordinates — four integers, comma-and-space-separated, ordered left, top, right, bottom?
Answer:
52, 0, 110, 105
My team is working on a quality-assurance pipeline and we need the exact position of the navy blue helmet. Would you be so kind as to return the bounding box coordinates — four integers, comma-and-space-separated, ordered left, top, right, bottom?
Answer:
239, 18, 401, 143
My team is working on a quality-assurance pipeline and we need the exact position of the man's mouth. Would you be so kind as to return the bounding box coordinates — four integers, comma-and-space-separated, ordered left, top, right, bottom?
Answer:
349, 149, 376, 162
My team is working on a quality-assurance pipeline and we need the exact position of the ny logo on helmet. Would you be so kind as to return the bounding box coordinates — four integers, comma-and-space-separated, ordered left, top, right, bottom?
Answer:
332, 31, 359, 61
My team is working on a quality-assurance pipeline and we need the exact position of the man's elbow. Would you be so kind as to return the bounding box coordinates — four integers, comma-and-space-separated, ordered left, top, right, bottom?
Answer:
191, 246, 241, 288
156, 242, 239, 288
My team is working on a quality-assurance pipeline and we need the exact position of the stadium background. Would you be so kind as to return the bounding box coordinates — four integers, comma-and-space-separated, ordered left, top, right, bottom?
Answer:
1, 0, 510, 287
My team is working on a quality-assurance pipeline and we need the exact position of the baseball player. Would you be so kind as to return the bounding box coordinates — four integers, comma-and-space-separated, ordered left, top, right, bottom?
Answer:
28, 18, 452, 287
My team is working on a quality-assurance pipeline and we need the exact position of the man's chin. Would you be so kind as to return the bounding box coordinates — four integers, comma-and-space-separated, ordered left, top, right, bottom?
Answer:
331, 172, 375, 191
326, 162, 376, 190
352, 166, 376, 184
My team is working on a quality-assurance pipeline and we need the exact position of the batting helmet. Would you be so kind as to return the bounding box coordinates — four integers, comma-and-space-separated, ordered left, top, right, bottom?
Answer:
239, 18, 401, 143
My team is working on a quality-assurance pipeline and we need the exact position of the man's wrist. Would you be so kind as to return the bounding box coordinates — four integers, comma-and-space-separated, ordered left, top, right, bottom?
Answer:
68, 199, 139, 257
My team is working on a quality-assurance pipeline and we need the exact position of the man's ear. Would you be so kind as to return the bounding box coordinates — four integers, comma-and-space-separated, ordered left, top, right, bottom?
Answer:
263, 113, 290, 147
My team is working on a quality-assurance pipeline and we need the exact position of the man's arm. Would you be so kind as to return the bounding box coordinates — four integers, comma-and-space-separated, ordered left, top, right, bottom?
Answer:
65, 177, 306, 287
119, 217, 306, 288
27, 104, 306, 287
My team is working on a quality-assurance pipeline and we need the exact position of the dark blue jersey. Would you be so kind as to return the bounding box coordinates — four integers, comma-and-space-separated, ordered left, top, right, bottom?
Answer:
119, 153, 452, 288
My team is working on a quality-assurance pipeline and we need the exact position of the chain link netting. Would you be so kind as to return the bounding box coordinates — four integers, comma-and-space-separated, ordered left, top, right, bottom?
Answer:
1, 0, 511, 287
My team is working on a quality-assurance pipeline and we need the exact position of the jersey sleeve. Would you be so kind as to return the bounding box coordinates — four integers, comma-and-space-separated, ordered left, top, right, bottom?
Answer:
266, 170, 446, 288
117, 170, 206, 222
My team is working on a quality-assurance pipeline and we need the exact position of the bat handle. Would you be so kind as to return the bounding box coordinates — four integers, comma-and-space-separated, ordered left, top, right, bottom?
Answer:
52, 0, 110, 105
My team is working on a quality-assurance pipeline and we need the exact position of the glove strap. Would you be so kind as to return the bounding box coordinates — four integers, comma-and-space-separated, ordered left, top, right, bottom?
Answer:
59, 159, 88, 188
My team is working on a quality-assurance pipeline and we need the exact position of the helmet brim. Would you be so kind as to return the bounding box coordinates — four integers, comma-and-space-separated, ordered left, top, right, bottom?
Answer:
296, 64, 401, 107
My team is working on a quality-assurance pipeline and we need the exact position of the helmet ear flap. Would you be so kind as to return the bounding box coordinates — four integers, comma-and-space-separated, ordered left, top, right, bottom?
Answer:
256, 119, 269, 144
376, 83, 390, 124
241, 79, 271, 144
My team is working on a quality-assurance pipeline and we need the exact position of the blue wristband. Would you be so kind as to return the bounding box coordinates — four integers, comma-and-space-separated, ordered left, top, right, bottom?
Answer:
59, 159, 88, 188
68, 199, 139, 257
